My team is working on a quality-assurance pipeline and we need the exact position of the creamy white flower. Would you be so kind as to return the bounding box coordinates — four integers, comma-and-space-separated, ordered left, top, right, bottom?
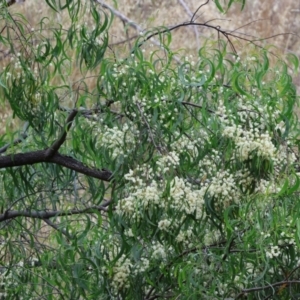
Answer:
158, 219, 171, 231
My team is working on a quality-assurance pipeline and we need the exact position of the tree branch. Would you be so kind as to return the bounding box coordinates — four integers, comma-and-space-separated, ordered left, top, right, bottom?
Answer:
95, 0, 182, 63
191, 0, 210, 23
129, 18, 296, 56
45, 109, 78, 158
236, 281, 300, 298
0, 150, 112, 181
178, 0, 200, 48
0, 201, 111, 222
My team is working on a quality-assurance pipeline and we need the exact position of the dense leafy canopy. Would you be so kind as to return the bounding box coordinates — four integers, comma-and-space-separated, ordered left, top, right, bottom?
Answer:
0, 0, 300, 299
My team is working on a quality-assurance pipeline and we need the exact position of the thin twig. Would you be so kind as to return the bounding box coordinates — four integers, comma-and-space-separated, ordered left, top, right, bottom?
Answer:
136, 102, 163, 154
0, 121, 29, 154
178, 0, 200, 48
95, 0, 182, 64
0, 201, 111, 222
109, 34, 138, 46
286, 265, 300, 280
43, 218, 71, 239
191, 0, 210, 23
122, 20, 132, 50
45, 109, 78, 158
236, 281, 300, 298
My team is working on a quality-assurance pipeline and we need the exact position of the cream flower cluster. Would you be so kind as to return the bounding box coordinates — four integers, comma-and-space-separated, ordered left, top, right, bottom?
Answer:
116, 180, 161, 218
223, 125, 277, 161
95, 123, 136, 159
112, 255, 132, 290
117, 150, 207, 218
171, 131, 203, 159
156, 151, 180, 173
203, 228, 222, 246
278, 230, 296, 246
214, 95, 297, 198
158, 219, 172, 231
151, 242, 167, 259
222, 97, 286, 159
99, 238, 151, 292
116, 158, 207, 241
207, 170, 239, 206
175, 227, 194, 244
169, 176, 205, 218
254, 179, 281, 194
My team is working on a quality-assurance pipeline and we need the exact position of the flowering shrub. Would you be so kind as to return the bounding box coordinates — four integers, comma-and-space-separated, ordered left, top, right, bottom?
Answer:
0, 0, 300, 299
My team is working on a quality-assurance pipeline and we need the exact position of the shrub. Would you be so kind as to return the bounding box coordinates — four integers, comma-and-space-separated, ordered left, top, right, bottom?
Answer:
0, 0, 299, 299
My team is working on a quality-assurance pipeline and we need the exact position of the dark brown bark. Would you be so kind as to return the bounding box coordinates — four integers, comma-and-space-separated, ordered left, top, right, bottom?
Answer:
0, 150, 112, 181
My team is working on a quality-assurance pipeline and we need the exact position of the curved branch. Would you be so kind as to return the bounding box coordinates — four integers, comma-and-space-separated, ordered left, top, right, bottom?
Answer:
45, 109, 78, 158
51, 153, 112, 181
191, 0, 209, 23
128, 18, 297, 56
0, 150, 112, 181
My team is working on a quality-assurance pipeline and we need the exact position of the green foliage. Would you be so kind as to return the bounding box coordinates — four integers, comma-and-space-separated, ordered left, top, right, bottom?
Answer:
0, 0, 299, 299
214, 0, 246, 12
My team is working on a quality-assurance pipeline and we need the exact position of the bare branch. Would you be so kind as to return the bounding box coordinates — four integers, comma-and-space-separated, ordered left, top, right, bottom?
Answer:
109, 35, 138, 46
236, 281, 300, 298
178, 0, 200, 48
95, 0, 182, 63
0, 150, 112, 182
122, 20, 132, 50
0, 202, 111, 222
191, 0, 210, 23
96, 1, 141, 33
133, 19, 297, 56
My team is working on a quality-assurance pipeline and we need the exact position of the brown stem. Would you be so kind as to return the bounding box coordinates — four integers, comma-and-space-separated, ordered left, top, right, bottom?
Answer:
236, 280, 300, 299
0, 150, 112, 181
45, 109, 78, 158
0, 202, 111, 222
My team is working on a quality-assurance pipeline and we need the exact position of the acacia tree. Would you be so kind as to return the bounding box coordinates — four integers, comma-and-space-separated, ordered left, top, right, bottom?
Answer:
0, 0, 300, 299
